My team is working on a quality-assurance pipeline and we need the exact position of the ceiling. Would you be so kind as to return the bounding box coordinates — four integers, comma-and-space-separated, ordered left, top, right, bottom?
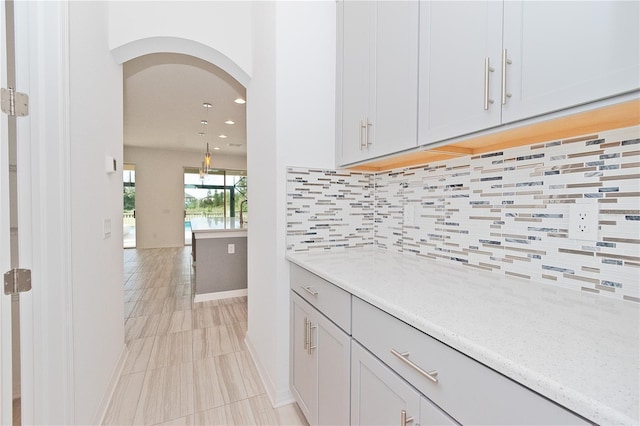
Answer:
123, 53, 247, 156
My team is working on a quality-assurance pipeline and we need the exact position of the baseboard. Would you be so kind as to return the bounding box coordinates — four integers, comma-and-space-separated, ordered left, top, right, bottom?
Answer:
194, 288, 247, 303
244, 335, 295, 409
92, 344, 128, 425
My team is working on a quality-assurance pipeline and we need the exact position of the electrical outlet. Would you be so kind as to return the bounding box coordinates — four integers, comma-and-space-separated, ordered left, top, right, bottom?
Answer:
228, 243, 235, 254
568, 203, 599, 241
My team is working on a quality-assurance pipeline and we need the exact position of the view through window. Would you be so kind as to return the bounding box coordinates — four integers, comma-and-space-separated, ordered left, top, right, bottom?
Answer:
123, 165, 136, 248
184, 168, 247, 245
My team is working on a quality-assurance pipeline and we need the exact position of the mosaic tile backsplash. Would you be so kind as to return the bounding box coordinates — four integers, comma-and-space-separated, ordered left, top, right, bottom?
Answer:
287, 126, 640, 302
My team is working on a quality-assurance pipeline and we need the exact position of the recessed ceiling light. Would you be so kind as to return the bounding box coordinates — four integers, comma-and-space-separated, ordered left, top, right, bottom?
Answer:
219, 134, 227, 139
224, 120, 235, 125
227, 143, 243, 147
198, 132, 205, 136
234, 98, 246, 104
213, 147, 221, 150
202, 102, 212, 108
200, 120, 208, 125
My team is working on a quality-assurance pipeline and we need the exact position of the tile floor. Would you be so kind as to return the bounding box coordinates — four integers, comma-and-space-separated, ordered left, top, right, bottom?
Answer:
103, 247, 307, 425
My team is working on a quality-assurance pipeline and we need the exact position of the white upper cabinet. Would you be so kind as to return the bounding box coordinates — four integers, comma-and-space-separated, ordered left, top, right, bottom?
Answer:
337, 1, 419, 166
418, 0, 640, 146
502, 1, 640, 123
418, 1, 504, 145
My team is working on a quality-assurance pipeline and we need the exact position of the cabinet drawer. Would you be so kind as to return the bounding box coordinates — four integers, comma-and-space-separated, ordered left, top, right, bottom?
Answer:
290, 264, 351, 333
352, 297, 587, 425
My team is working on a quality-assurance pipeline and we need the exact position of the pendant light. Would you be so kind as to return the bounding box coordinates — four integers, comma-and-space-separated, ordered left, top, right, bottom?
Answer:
202, 102, 213, 173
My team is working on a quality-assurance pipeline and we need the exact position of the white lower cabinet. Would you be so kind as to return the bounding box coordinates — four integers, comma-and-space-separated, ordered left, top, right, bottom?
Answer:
351, 340, 456, 426
290, 291, 350, 426
290, 264, 588, 425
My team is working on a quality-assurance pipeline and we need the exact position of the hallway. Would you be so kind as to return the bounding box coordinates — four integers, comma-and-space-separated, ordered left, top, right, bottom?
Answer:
103, 247, 306, 425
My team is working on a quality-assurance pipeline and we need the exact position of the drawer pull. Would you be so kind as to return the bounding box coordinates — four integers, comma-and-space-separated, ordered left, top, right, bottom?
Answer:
400, 409, 414, 425
302, 286, 318, 296
391, 349, 439, 384
308, 321, 317, 355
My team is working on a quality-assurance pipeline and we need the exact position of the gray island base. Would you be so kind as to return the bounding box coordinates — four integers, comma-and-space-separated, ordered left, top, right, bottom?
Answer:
190, 218, 247, 302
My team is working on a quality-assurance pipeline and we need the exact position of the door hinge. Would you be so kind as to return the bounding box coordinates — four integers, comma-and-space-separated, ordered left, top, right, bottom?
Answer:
1, 87, 29, 117
4, 268, 32, 295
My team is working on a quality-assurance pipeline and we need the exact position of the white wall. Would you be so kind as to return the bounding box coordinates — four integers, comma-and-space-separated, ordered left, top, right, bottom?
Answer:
124, 146, 246, 248
246, 0, 336, 406
108, 1, 252, 85
69, 2, 125, 423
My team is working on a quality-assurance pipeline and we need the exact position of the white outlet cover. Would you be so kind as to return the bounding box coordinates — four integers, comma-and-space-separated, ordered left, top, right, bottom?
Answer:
228, 243, 235, 254
568, 203, 599, 241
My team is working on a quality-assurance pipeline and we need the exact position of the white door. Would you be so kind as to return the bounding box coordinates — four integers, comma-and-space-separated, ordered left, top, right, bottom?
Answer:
351, 340, 421, 425
1, 1, 33, 423
0, 2, 12, 422
502, 1, 640, 123
372, 0, 419, 158
290, 294, 318, 424
339, 0, 372, 165
316, 309, 350, 426
418, 1, 503, 145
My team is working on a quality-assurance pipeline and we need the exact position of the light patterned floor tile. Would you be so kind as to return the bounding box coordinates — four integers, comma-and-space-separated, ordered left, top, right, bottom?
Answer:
163, 296, 192, 313
131, 298, 166, 317
103, 371, 145, 425
126, 314, 161, 342
133, 362, 194, 425
114, 247, 307, 426
157, 311, 193, 336
235, 351, 265, 397
121, 336, 155, 375
192, 306, 225, 329
148, 331, 193, 369
193, 354, 247, 412
192, 325, 243, 359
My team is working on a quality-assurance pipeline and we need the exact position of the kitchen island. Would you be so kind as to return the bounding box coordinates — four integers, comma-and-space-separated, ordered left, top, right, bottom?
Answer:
190, 217, 247, 301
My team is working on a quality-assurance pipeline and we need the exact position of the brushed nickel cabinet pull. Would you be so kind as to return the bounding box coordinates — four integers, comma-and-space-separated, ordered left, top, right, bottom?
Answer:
391, 349, 439, 383
302, 286, 318, 296
484, 57, 495, 110
501, 48, 512, 105
304, 317, 309, 350
359, 119, 367, 150
401, 409, 414, 425
308, 322, 317, 355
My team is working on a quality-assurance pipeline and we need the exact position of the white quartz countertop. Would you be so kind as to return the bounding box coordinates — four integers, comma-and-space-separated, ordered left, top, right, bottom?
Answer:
189, 217, 247, 233
286, 248, 640, 425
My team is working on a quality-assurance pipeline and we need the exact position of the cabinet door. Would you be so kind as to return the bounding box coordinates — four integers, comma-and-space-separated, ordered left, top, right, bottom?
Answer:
339, 0, 373, 165
502, 1, 640, 123
372, 0, 419, 158
316, 308, 351, 425
421, 396, 458, 426
291, 294, 317, 424
418, 1, 503, 145
351, 341, 421, 426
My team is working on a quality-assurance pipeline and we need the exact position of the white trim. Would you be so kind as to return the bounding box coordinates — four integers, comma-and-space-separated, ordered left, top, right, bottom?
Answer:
193, 288, 247, 303
244, 335, 295, 409
91, 345, 128, 426
110, 36, 250, 87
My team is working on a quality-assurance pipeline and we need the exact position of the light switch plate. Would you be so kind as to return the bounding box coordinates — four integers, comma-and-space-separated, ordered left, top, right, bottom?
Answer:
228, 243, 235, 254
103, 218, 112, 239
